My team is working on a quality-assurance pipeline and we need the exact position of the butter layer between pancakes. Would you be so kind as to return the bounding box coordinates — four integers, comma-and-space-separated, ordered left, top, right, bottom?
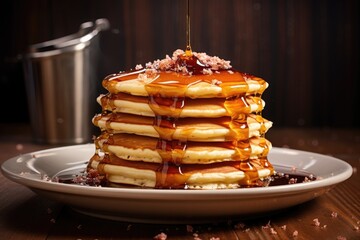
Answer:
89, 154, 272, 189
93, 112, 272, 142
95, 133, 272, 164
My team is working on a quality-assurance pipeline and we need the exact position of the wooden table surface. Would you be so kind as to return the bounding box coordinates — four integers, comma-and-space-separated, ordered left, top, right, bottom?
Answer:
1, 124, 359, 240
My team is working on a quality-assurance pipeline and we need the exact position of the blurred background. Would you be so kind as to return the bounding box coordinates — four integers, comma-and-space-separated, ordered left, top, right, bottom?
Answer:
0, 0, 359, 128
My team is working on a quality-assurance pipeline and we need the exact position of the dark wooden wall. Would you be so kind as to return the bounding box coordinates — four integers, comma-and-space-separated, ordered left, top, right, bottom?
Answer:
0, 0, 359, 128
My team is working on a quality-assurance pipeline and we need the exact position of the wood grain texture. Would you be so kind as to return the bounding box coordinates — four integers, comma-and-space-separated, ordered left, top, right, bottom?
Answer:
0, 123, 359, 239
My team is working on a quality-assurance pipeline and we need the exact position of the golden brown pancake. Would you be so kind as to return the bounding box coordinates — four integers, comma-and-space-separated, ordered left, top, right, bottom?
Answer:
93, 112, 272, 142
89, 152, 273, 189
98, 93, 266, 118
94, 132, 271, 164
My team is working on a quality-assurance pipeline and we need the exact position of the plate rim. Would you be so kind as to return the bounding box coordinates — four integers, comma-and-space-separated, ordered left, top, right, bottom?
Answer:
1, 144, 353, 200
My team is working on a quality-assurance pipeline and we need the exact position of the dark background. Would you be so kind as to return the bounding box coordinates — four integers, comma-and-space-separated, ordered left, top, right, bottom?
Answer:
0, 0, 359, 128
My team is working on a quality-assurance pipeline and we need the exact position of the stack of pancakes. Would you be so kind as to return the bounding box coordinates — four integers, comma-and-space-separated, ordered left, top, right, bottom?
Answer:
87, 49, 274, 189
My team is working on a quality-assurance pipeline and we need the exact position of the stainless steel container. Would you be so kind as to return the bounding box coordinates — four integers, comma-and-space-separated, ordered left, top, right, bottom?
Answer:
23, 19, 109, 144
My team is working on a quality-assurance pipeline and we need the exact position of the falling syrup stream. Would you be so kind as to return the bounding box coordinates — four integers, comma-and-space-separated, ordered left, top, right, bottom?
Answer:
185, 0, 192, 56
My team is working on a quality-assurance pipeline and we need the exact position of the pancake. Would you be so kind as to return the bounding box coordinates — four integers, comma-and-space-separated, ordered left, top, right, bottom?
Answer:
94, 133, 272, 164
102, 69, 268, 99
98, 93, 266, 118
86, 49, 274, 189
89, 153, 272, 189
93, 112, 272, 142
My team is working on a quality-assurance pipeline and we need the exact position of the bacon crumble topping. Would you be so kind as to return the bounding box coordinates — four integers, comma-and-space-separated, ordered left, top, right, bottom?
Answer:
141, 49, 232, 76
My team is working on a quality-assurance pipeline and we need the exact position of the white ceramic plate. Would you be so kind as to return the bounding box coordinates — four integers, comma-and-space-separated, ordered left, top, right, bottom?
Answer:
1, 144, 353, 224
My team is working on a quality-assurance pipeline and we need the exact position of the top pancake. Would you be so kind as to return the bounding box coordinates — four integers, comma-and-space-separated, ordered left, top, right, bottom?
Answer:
102, 50, 268, 99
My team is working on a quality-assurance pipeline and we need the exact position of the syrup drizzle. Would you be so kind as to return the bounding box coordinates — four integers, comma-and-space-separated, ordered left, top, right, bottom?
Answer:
185, 0, 192, 56
92, 66, 272, 188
